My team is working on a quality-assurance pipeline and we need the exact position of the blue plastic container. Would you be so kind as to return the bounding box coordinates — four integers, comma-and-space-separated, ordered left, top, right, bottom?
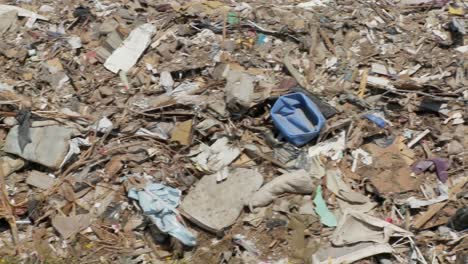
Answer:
271, 92, 326, 146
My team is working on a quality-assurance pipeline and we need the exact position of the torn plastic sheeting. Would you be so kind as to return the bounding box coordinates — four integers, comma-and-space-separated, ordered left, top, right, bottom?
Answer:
92, 117, 113, 133
93, 0, 120, 12
314, 185, 337, 227
195, 118, 222, 136
326, 170, 376, 213
190, 137, 241, 172
407, 181, 448, 209
67, 36, 82, 49
104, 23, 156, 73
412, 158, 449, 183
455, 45, 468, 54
160, 71, 174, 92
215, 167, 229, 182
443, 112, 464, 125
308, 130, 346, 160
128, 183, 196, 246
0, 82, 13, 92
332, 210, 412, 246
190, 29, 217, 46
249, 169, 314, 209
233, 234, 260, 256
450, 18, 465, 35
0, 5, 48, 20
169, 81, 200, 98
135, 126, 170, 140
271, 92, 326, 146
312, 242, 393, 264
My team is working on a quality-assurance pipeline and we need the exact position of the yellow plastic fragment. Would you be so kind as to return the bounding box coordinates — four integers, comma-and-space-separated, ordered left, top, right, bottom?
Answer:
448, 6, 464, 16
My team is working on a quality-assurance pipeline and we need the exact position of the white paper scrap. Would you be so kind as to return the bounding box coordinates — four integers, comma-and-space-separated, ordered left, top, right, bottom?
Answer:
104, 23, 156, 73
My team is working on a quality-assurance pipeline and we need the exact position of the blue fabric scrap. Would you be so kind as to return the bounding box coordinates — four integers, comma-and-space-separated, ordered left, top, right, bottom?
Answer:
128, 183, 196, 246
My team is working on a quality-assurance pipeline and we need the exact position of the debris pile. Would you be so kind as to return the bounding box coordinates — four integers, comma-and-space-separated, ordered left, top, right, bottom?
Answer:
0, 0, 466, 263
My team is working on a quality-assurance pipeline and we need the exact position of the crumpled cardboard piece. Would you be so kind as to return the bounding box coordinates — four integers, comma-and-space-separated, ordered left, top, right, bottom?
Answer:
358, 137, 419, 194
170, 120, 193, 146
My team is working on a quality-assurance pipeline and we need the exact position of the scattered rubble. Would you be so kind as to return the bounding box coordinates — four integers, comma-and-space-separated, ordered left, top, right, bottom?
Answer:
0, 0, 466, 263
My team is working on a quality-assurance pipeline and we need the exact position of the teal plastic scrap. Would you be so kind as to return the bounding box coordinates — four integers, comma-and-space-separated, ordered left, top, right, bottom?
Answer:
128, 183, 197, 246
227, 12, 239, 25
313, 185, 337, 227
256, 33, 267, 45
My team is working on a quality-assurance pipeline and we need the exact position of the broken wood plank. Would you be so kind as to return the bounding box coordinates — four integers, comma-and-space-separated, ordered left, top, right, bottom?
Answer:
414, 178, 467, 229
358, 68, 368, 98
